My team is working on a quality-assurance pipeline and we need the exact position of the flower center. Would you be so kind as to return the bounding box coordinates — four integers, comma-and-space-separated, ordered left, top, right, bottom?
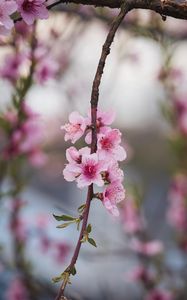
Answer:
83, 164, 96, 178
100, 137, 113, 150
22, 0, 35, 12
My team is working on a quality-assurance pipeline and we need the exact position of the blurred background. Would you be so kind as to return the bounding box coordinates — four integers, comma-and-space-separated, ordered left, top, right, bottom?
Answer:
0, 4, 187, 300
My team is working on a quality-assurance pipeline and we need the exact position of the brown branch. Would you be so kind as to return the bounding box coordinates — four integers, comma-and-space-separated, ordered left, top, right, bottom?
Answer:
58, 6, 187, 41
49, 0, 187, 20
55, 2, 130, 300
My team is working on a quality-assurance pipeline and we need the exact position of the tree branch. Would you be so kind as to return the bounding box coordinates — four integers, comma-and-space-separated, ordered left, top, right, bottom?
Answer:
55, 2, 130, 300
50, 0, 187, 20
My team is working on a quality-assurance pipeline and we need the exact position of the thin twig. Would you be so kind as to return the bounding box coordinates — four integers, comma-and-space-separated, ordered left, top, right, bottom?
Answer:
55, 2, 130, 300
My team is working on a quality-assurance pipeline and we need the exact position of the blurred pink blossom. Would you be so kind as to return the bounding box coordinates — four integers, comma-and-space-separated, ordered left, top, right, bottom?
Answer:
10, 216, 27, 242
121, 197, 145, 234
35, 56, 59, 84
6, 278, 28, 300
53, 242, 70, 264
0, 52, 25, 83
3, 104, 46, 167
0, 0, 17, 32
145, 289, 173, 300
130, 238, 163, 256
127, 265, 154, 284
167, 174, 187, 232
16, 0, 49, 25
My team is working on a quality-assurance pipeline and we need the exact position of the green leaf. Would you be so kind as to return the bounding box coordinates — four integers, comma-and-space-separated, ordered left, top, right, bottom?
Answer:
78, 204, 86, 213
52, 273, 64, 283
88, 238, 97, 248
56, 222, 74, 229
87, 224, 92, 234
71, 266, 76, 276
76, 219, 81, 231
53, 214, 76, 222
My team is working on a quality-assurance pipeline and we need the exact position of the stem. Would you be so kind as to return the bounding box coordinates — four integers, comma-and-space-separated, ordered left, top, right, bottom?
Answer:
55, 2, 129, 300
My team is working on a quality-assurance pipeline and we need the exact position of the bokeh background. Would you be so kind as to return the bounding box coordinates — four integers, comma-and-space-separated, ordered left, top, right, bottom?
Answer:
0, 5, 187, 300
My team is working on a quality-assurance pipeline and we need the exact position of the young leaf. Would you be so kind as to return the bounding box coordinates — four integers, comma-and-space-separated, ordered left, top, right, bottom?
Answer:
78, 204, 86, 213
71, 266, 77, 276
88, 238, 97, 248
87, 224, 92, 234
56, 222, 74, 229
52, 273, 64, 283
53, 214, 76, 222
76, 219, 81, 231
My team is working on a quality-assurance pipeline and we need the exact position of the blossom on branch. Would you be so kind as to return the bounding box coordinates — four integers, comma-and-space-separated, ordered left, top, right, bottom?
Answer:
97, 128, 127, 162
0, 0, 17, 34
16, 0, 49, 25
103, 180, 125, 216
62, 108, 126, 216
61, 111, 86, 144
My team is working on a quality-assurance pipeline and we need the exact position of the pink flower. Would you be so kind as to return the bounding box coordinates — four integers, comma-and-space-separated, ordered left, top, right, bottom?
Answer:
3, 104, 46, 167
127, 265, 154, 284
61, 111, 86, 144
6, 278, 28, 300
85, 109, 115, 144
10, 217, 27, 242
0, 53, 25, 83
0, 0, 17, 31
86, 108, 115, 127
28, 148, 47, 167
130, 239, 163, 256
103, 181, 125, 216
19, 118, 43, 152
4, 111, 18, 125
40, 236, 51, 253
53, 242, 70, 263
76, 153, 105, 188
167, 174, 187, 232
121, 197, 144, 234
103, 162, 124, 184
63, 163, 81, 182
145, 289, 173, 300
14, 20, 32, 38
66, 146, 90, 164
97, 128, 127, 162
35, 56, 59, 84
17, 0, 49, 25
63, 146, 90, 182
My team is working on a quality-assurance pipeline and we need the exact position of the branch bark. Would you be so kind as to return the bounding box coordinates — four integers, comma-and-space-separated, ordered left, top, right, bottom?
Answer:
51, 0, 187, 20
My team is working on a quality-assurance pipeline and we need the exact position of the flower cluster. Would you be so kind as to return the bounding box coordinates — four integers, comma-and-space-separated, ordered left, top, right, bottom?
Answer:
2, 103, 46, 167
0, 0, 49, 35
61, 109, 126, 216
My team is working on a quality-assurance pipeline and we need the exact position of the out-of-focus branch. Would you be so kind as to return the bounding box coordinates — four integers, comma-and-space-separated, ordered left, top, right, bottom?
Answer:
57, 6, 187, 41
48, 0, 187, 20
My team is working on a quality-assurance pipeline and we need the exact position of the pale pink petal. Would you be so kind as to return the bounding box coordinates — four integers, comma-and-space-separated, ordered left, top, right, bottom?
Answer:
21, 11, 35, 25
